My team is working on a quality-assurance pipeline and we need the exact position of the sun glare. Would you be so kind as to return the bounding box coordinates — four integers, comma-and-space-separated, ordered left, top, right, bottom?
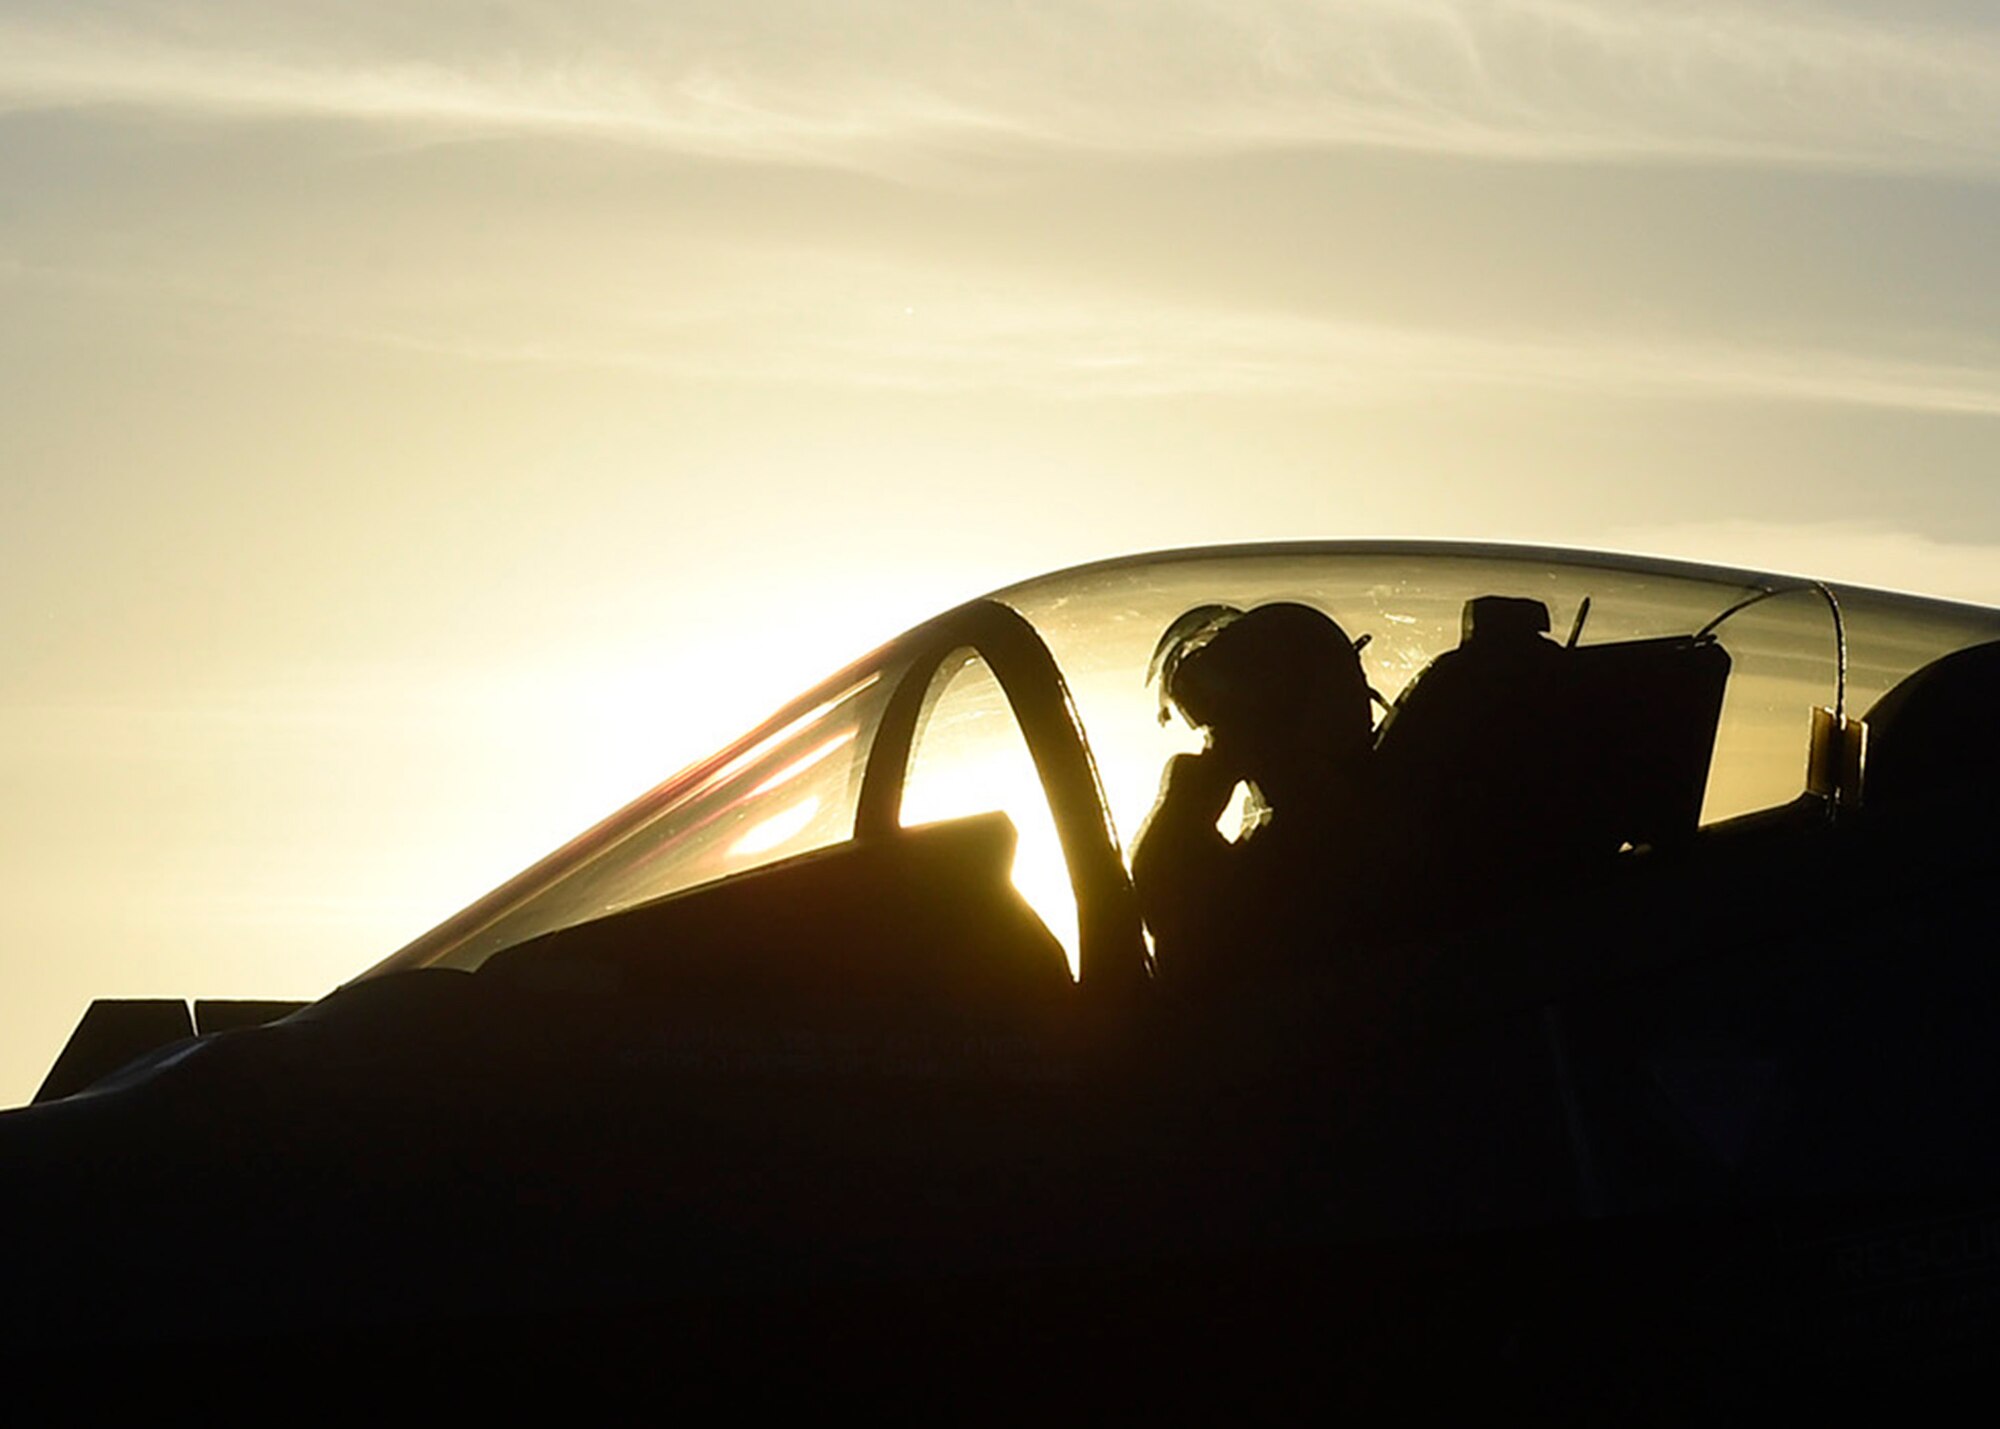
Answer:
903, 749, 1080, 977
900, 654, 1082, 976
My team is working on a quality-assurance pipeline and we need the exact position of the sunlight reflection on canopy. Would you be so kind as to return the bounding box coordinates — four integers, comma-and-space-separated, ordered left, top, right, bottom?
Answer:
747, 731, 857, 799
730, 794, 823, 858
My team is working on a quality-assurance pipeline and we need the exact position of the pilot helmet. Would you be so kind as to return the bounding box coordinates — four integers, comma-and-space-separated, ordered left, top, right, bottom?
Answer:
1150, 602, 1373, 746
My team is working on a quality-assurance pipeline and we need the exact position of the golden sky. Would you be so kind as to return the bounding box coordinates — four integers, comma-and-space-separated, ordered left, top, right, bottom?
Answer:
2, 0, 1997, 1104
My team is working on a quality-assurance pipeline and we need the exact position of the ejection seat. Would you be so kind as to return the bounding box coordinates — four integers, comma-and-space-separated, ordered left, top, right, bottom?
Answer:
1373, 595, 1731, 936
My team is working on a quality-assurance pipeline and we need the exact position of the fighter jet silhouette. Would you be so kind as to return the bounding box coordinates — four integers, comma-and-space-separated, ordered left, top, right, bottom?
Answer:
8, 543, 1999, 1412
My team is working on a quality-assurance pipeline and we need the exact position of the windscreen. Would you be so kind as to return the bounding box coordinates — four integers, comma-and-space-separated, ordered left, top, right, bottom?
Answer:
366, 649, 908, 976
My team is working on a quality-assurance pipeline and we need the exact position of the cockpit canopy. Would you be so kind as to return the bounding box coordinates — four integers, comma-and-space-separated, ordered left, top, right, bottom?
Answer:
365, 543, 2000, 986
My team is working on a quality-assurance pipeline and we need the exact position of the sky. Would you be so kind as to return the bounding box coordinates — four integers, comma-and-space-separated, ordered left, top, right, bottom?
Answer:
1, 0, 1996, 1106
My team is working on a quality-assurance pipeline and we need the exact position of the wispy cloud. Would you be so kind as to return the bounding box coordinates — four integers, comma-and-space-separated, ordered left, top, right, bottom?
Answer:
332, 280, 2000, 418
16, 238, 1999, 416
1, 2, 1994, 174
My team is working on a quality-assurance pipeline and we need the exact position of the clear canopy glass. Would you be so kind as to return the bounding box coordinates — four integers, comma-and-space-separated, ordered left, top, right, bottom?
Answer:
365, 543, 2000, 982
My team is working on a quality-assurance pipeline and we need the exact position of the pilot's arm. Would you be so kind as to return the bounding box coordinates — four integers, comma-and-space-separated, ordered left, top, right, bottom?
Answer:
1131, 747, 1246, 987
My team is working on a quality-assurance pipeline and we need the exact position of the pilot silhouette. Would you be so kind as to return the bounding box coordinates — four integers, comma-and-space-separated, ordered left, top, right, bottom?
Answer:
1132, 602, 1384, 993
